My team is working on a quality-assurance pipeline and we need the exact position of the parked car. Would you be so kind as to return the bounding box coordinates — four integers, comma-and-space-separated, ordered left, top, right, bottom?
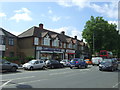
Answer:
92, 57, 103, 66
99, 59, 118, 71
0, 59, 18, 72
45, 60, 64, 69
69, 58, 88, 69
22, 59, 46, 70
60, 59, 70, 67
84, 59, 92, 65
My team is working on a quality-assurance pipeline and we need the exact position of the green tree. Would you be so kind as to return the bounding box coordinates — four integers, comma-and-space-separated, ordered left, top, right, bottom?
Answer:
82, 16, 119, 56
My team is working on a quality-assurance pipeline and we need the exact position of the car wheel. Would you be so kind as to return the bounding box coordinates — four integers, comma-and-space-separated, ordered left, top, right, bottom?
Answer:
42, 66, 46, 70
85, 65, 88, 68
78, 65, 81, 69
30, 67, 33, 70
99, 69, 102, 71
11, 67, 17, 72
92, 64, 94, 66
111, 67, 114, 72
61, 65, 64, 68
70, 66, 73, 69
51, 65, 54, 69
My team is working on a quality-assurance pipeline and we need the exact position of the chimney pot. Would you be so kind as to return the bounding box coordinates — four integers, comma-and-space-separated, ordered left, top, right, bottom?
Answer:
39, 23, 43, 29
61, 31, 65, 35
74, 36, 77, 39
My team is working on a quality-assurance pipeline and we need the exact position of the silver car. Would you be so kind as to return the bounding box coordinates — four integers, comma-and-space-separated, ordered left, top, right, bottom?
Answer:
0, 59, 18, 72
22, 60, 46, 70
60, 59, 70, 67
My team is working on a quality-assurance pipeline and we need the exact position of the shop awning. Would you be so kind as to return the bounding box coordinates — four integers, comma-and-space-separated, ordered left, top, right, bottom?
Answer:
68, 53, 75, 54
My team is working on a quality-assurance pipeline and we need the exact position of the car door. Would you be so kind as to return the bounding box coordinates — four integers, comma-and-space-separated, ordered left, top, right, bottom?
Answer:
39, 61, 44, 68
2, 60, 12, 70
34, 61, 40, 69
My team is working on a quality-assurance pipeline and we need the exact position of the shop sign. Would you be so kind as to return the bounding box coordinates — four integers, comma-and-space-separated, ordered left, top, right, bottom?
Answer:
36, 46, 61, 52
66, 49, 75, 53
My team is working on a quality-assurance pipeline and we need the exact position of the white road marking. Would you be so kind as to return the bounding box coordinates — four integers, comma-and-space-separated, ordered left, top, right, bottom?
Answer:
1, 76, 35, 82
0, 80, 12, 88
112, 82, 120, 88
5, 79, 48, 87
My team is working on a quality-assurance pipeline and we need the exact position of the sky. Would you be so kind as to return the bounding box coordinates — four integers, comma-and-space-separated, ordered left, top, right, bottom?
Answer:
0, 0, 119, 41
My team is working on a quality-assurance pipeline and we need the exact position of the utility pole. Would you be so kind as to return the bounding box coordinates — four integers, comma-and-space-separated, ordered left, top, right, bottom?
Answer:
93, 32, 95, 55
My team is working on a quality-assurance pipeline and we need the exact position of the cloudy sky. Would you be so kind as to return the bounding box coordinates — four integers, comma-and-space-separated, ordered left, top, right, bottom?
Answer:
0, 0, 119, 40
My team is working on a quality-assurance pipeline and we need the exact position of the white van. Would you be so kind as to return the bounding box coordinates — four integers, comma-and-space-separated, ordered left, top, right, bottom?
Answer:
92, 57, 103, 66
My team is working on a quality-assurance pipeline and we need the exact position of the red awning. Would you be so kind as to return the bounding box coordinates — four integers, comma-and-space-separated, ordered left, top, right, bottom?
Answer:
68, 53, 75, 54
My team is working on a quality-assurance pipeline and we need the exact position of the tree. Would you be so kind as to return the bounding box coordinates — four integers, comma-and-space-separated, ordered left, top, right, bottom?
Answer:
82, 16, 119, 56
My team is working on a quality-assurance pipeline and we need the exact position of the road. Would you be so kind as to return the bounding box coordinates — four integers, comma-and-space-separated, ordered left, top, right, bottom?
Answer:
0, 65, 120, 89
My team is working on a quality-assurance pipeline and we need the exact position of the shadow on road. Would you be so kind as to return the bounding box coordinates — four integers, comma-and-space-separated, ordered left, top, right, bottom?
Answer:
0, 70, 22, 75
16, 84, 32, 88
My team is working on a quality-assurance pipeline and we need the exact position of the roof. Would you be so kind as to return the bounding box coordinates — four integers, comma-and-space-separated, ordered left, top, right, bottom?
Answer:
18, 25, 84, 44
0, 28, 17, 38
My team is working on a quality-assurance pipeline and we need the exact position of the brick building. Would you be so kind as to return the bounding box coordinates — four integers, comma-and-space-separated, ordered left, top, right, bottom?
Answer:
17, 24, 88, 61
0, 28, 18, 58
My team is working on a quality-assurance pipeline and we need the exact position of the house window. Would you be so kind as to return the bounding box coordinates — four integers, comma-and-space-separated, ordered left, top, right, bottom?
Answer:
34, 37, 39, 45
59, 42, 62, 48
73, 44, 75, 49
0, 36, 5, 45
8, 38, 14, 45
52, 38, 59, 47
64, 43, 66, 48
43, 35, 50, 46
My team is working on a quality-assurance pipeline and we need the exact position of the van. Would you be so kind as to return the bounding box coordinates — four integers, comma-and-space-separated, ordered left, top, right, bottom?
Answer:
92, 57, 103, 66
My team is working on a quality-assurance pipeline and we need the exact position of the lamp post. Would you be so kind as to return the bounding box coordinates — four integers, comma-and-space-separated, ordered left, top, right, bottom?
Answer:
93, 32, 95, 55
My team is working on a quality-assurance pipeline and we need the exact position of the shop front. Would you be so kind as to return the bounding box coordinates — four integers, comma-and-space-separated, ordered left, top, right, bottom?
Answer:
65, 49, 75, 60
36, 46, 65, 61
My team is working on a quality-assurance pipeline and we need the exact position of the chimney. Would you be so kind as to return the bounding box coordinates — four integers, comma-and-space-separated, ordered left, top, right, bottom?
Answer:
39, 23, 43, 29
61, 31, 65, 35
74, 36, 77, 39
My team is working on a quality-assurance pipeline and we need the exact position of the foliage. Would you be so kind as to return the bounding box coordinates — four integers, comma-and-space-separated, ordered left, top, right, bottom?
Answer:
25, 56, 34, 62
3, 56, 19, 62
82, 16, 119, 57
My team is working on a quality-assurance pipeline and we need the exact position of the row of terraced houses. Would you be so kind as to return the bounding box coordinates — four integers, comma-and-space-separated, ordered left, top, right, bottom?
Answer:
0, 24, 90, 64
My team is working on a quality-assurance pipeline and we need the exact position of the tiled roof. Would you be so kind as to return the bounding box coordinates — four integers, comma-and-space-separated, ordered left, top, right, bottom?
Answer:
17, 25, 84, 44
0, 28, 17, 38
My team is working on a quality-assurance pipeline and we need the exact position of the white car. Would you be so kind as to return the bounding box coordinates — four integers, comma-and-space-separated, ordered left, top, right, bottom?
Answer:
92, 57, 103, 66
22, 60, 46, 70
60, 59, 70, 67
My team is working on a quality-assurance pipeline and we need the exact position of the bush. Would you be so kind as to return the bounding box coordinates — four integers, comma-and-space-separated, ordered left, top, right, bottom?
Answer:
25, 56, 34, 62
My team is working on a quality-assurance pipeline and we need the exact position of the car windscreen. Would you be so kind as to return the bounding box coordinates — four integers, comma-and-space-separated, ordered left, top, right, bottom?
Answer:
28, 60, 36, 64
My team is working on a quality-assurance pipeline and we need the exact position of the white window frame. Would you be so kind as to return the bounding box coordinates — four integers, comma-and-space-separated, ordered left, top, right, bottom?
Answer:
64, 43, 66, 48
34, 37, 39, 45
52, 37, 59, 47
43, 35, 50, 46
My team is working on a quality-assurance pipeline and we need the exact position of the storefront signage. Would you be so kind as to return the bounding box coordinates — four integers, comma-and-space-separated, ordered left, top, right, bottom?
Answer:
36, 46, 62, 52
66, 49, 75, 53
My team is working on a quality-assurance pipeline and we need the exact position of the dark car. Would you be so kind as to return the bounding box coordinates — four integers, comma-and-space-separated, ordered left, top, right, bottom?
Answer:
45, 60, 64, 69
0, 59, 18, 72
69, 58, 88, 69
99, 59, 118, 71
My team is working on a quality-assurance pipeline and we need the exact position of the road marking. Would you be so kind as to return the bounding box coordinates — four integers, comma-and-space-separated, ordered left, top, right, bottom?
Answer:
112, 82, 120, 88
5, 79, 48, 87
0, 80, 12, 88
1, 76, 35, 82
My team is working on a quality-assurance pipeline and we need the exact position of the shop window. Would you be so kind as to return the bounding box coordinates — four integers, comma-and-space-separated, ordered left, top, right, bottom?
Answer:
8, 38, 14, 46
